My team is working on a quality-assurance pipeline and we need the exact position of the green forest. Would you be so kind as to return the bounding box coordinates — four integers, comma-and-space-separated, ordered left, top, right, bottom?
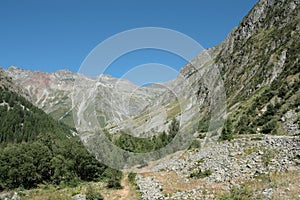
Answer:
113, 118, 180, 153
0, 86, 121, 191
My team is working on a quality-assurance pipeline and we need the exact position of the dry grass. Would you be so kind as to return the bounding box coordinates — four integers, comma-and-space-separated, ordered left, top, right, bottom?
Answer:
141, 170, 228, 197
101, 173, 139, 200
17, 179, 139, 200
246, 170, 300, 200
20, 186, 75, 200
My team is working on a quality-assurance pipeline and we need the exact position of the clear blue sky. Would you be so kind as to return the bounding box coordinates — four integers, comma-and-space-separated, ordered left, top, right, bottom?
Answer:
0, 0, 258, 85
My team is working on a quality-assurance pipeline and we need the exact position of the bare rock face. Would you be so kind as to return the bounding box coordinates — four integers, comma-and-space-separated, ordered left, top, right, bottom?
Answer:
0, 67, 28, 98
6, 66, 75, 111
6, 66, 78, 127
6, 66, 174, 134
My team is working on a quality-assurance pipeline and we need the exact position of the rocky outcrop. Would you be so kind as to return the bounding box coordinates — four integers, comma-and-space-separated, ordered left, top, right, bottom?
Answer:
0, 67, 28, 98
136, 175, 164, 200
72, 194, 86, 200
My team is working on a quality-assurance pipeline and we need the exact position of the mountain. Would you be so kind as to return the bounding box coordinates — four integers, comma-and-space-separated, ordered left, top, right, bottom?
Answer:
6, 0, 299, 140
214, 0, 300, 136
0, 68, 121, 191
133, 0, 300, 199
5, 66, 78, 127
6, 66, 170, 134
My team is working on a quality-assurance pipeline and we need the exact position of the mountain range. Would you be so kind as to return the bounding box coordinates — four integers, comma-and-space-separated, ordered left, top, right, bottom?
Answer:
4, 0, 300, 139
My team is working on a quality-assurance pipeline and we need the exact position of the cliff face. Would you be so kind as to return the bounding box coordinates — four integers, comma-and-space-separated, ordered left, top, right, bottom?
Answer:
0, 67, 28, 98
212, 0, 300, 135
216, 0, 299, 99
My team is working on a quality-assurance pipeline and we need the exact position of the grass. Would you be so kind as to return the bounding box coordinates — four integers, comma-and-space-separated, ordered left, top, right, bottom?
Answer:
166, 100, 181, 121
49, 108, 74, 128
13, 179, 137, 200
244, 146, 259, 155
245, 170, 300, 200
216, 170, 300, 200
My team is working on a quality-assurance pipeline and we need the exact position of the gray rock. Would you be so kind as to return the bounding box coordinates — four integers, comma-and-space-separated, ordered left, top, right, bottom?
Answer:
72, 194, 86, 200
11, 192, 19, 200
0, 193, 11, 200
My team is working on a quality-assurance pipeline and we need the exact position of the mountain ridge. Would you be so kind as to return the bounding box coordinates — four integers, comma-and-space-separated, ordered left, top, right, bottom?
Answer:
5, 0, 300, 139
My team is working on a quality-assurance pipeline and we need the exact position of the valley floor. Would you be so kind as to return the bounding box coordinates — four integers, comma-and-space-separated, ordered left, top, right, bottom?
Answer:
1, 134, 299, 200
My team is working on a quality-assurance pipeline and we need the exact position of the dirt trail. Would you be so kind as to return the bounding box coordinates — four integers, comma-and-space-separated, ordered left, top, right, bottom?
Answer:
104, 173, 139, 200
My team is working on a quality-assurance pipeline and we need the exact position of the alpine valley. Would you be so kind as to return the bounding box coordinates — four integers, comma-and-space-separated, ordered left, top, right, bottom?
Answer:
1, 0, 300, 199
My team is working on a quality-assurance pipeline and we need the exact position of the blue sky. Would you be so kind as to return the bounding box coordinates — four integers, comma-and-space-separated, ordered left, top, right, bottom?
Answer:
0, 0, 258, 85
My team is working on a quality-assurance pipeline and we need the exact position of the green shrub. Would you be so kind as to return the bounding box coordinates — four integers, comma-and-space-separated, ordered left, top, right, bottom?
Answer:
219, 118, 234, 141
128, 172, 136, 184
261, 149, 275, 167
188, 140, 201, 149
218, 185, 252, 200
103, 168, 122, 189
261, 120, 277, 134
190, 169, 212, 178
198, 118, 209, 132
86, 185, 104, 200
107, 179, 122, 189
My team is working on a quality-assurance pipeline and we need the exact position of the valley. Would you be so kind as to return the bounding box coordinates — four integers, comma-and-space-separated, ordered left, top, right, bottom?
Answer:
0, 0, 299, 199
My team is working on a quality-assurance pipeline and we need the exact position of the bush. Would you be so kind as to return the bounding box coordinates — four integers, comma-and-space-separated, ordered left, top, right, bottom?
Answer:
219, 118, 234, 141
190, 169, 212, 178
218, 185, 252, 200
188, 140, 201, 149
107, 179, 122, 189
168, 118, 180, 142
261, 120, 277, 134
198, 118, 209, 132
86, 185, 104, 200
128, 172, 136, 184
103, 168, 122, 189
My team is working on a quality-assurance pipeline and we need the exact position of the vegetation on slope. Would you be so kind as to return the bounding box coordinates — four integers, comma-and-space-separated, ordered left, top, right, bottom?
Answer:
216, 0, 300, 139
0, 86, 121, 191
113, 118, 180, 153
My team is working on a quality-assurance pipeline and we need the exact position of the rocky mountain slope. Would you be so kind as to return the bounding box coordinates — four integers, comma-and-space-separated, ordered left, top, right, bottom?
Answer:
137, 134, 300, 199
0, 67, 121, 197
133, 0, 300, 199
6, 0, 299, 141
214, 0, 300, 136
5, 66, 78, 127
6, 66, 171, 135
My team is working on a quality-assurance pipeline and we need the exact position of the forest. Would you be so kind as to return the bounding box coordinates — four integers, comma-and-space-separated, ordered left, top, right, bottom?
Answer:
0, 86, 121, 191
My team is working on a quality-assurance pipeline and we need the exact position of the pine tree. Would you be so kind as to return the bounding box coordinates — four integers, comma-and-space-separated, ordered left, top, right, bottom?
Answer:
220, 117, 234, 141
168, 118, 180, 142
